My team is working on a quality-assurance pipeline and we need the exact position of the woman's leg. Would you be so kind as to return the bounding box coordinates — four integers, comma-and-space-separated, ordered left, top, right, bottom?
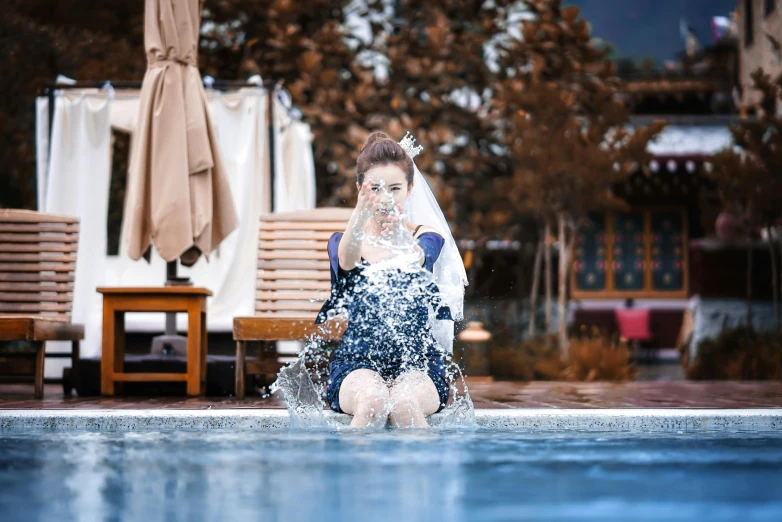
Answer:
388, 370, 441, 428
338, 369, 391, 428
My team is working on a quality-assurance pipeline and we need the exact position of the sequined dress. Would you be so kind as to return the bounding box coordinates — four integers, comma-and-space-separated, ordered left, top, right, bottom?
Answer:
315, 231, 452, 413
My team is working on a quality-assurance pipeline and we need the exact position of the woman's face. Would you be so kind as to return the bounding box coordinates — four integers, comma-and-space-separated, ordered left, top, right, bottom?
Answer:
357, 164, 413, 210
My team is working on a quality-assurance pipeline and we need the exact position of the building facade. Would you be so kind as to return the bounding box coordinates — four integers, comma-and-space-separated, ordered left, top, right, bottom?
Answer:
570, 18, 777, 354
737, 0, 782, 108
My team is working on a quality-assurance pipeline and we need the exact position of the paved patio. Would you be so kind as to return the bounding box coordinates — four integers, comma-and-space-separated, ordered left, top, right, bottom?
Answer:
1, 380, 782, 410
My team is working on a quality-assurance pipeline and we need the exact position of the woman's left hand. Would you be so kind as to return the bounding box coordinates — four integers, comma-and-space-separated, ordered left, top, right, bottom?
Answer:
379, 203, 408, 235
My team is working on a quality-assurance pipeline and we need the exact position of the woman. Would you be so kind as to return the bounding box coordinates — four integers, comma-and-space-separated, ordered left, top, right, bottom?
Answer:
315, 132, 459, 429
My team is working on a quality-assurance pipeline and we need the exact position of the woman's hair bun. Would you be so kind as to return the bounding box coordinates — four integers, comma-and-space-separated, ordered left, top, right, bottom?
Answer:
355, 130, 414, 185
364, 131, 393, 148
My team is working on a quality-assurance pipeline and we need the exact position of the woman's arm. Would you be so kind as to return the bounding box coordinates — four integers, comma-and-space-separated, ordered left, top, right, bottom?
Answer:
413, 226, 444, 267
338, 181, 375, 271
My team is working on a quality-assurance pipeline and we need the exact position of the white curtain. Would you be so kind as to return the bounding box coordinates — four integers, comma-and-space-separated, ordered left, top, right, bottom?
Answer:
36, 88, 317, 360
35, 97, 50, 210
205, 90, 270, 323
278, 119, 317, 212
40, 92, 113, 371
109, 92, 143, 133
270, 97, 288, 213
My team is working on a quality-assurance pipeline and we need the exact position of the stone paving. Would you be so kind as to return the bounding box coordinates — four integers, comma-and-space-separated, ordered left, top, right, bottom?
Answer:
1, 380, 781, 410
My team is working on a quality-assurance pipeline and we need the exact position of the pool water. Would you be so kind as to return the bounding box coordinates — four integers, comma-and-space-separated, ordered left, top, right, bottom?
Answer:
1, 428, 781, 521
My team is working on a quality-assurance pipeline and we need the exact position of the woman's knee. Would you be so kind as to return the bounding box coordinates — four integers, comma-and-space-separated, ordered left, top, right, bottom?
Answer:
389, 388, 421, 416
339, 369, 387, 414
388, 393, 426, 428
355, 385, 391, 417
390, 371, 441, 416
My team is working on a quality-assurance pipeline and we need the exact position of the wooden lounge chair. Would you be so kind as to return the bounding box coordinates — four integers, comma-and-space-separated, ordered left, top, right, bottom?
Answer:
233, 208, 351, 399
0, 209, 84, 398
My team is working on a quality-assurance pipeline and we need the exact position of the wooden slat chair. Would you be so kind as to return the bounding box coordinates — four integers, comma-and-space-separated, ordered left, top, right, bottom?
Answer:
233, 208, 351, 399
0, 209, 84, 398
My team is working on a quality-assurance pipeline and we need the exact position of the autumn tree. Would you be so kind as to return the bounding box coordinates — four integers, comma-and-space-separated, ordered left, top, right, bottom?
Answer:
709, 68, 782, 332
491, 0, 665, 355
204, 1, 530, 239
196, 0, 372, 210
0, 0, 145, 211
355, 1, 517, 233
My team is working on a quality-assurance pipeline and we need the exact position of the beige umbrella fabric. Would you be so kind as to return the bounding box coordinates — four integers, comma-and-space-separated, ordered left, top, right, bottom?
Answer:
123, 0, 238, 266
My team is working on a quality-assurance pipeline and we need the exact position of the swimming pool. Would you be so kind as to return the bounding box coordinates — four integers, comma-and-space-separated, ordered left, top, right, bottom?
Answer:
1, 427, 781, 521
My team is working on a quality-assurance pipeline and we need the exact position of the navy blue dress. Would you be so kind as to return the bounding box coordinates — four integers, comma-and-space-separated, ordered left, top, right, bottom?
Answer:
315, 231, 452, 413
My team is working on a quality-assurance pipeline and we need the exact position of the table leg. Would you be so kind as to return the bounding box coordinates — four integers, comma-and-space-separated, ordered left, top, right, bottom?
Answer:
200, 311, 207, 390
101, 300, 115, 395
186, 300, 204, 396
69, 340, 80, 396
235, 340, 246, 400
114, 311, 126, 395
259, 341, 270, 390
34, 341, 45, 399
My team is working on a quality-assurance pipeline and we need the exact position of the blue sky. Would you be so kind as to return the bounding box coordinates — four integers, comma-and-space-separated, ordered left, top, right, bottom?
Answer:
569, 0, 738, 62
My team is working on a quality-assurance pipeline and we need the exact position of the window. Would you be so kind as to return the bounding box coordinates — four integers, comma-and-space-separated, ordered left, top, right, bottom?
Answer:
107, 130, 130, 256
572, 209, 688, 298
745, 0, 755, 47
766, 0, 776, 17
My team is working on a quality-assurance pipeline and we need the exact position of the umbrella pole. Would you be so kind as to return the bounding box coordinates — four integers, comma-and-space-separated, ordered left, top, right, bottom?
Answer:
150, 261, 190, 356
164, 261, 178, 343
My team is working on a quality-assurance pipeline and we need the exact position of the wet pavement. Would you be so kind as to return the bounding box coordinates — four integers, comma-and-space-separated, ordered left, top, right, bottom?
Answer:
1, 380, 781, 409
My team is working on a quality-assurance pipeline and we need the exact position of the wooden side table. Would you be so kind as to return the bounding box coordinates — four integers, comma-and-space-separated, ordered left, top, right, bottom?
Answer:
97, 287, 212, 396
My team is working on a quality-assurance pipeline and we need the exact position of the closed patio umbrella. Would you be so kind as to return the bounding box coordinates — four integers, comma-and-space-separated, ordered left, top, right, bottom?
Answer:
123, 0, 238, 267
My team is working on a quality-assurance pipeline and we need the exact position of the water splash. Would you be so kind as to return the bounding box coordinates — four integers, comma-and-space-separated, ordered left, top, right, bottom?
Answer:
436, 363, 477, 429
272, 181, 475, 430
272, 350, 476, 430
270, 358, 338, 430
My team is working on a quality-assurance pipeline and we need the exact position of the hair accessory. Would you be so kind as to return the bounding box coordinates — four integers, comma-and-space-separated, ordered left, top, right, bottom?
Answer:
399, 131, 424, 160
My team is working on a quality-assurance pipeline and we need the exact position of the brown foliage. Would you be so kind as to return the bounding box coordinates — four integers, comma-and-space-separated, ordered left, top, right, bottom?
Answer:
203, 0, 513, 234
490, 1, 665, 357
686, 326, 782, 380
706, 69, 782, 333
492, 2, 665, 226
563, 335, 636, 382
1, 1, 144, 210
490, 330, 635, 382
490, 335, 562, 380
708, 68, 782, 232
201, 0, 373, 208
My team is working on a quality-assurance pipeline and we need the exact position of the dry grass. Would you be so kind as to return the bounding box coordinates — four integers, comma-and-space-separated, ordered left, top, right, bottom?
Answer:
490, 335, 562, 381
489, 328, 636, 382
563, 335, 636, 382
686, 326, 782, 380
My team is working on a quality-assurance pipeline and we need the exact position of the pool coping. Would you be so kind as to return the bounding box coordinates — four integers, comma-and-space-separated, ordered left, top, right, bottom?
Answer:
1, 408, 780, 431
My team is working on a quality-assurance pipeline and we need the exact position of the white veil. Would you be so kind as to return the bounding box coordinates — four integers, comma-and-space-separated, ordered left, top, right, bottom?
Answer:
402, 139, 469, 353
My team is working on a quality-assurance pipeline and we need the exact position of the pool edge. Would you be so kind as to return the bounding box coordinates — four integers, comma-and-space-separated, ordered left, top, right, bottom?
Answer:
1, 408, 780, 431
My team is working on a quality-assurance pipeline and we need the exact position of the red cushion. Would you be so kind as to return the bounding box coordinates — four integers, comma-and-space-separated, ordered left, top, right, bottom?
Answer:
614, 308, 653, 341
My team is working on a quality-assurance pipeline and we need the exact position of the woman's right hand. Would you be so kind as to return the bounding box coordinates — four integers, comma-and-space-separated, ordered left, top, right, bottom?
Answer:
353, 181, 384, 225
353, 181, 376, 223
341, 181, 375, 269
